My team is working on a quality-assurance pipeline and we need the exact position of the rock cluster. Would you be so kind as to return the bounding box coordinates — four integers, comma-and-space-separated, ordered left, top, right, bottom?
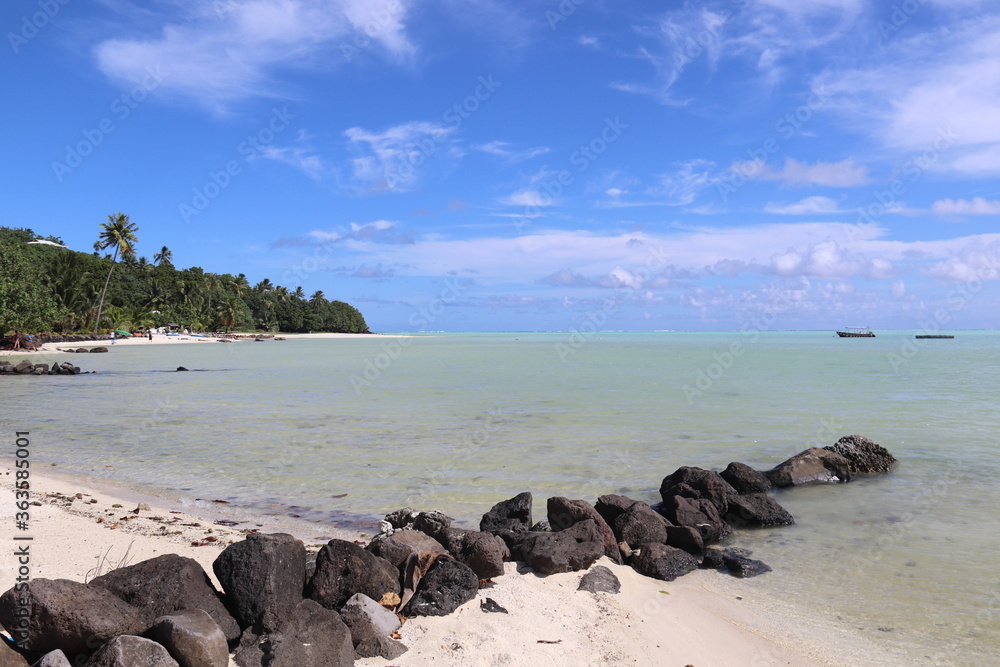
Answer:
0, 435, 895, 665
0, 360, 82, 375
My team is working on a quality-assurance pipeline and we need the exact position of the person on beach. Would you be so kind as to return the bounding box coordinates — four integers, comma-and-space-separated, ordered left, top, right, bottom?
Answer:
148, 330, 153, 342
12, 331, 20, 351
111, 331, 116, 345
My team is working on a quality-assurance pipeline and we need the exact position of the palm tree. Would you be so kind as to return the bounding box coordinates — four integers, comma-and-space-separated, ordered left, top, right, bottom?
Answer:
154, 245, 173, 267
93, 212, 139, 336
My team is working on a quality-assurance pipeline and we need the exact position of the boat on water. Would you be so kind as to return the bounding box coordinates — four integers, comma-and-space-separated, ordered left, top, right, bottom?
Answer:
916, 334, 955, 339
836, 326, 876, 338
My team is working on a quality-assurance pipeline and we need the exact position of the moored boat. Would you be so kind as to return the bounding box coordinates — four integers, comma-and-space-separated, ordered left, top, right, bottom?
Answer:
836, 326, 875, 337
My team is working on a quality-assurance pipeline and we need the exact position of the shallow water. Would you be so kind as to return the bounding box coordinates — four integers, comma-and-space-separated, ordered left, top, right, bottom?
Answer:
6, 331, 999, 664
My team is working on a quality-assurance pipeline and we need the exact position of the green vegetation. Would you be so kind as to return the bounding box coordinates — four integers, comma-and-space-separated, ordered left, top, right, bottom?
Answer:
0, 221, 370, 337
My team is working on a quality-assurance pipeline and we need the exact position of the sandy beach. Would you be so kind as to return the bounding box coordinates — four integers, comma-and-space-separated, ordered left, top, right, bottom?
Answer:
0, 331, 401, 357
0, 467, 883, 666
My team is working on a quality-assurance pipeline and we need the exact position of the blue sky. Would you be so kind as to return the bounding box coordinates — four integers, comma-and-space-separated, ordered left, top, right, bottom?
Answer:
3, 0, 1000, 332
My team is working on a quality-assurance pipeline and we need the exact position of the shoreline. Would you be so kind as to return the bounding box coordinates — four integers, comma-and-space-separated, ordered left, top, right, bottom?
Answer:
1, 467, 901, 666
0, 331, 405, 357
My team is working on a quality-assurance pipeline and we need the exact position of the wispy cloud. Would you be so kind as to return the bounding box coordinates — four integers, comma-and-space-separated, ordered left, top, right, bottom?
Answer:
732, 157, 870, 187
932, 197, 1000, 216
343, 121, 458, 193
474, 141, 549, 163
765, 195, 843, 215
94, 0, 416, 111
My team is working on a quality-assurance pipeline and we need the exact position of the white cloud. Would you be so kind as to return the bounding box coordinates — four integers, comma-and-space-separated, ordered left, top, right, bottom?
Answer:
258, 145, 325, 179
817, 16, 1000, 174
499, 189, 558, 208
343, 121, 457, 193
474, 141, 549, 163
932, 197, 1000, 216
765, 196, 842, 215
94, 0, 416, 111
734, 157, 869, 187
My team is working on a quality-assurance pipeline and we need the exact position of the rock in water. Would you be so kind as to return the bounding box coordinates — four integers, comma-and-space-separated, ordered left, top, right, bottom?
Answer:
764, 448, 852, 487
656, 495, 732, 544
725, 494, 795, 528
658, 466, 738, 515
722, 553, 772, 578
824, 435, 897, 474
719, 462, 772, 494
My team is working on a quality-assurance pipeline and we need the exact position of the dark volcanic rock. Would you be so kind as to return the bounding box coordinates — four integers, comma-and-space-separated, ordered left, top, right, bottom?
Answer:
453, 531, 506, 579
719, 462, 772, 494
547, 497, 622, 564
725, 494, 794, 528
91, 554, 240, 644
89, 347, 109, 353
700, 549, 725, 570
85, 636, 178, 667
0, 579, 147, 658
577, 566, 621, 594
366, 531, 447, 571
656, 495, 732, 544
659, 466, 738, 515
824, 435, 897, 474
612, 501, 669, 549
514, 520, 605, 575
383, 507, 418, 530
307, 539, 400, 613
722, 553, 772, 578
30, 649, 71, 667
151, 609, 229, 667
400, 557, 479, 617
14, 360, 33, 374
232, 599, 353, 667
412, 511, 452, 542
212, 533, 306, 628
480, 492, 533, 544
594, 494, 639, 528
665, 525, 704, 556
765, 448, 852, 487
632, 544, 699, 582
339, 595, 407, 660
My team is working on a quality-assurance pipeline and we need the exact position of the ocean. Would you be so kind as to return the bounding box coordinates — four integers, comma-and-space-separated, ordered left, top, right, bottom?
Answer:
6, 331, 999, 665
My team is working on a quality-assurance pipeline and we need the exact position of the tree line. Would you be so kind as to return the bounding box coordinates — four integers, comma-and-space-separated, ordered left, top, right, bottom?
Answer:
0, 215, 369, 337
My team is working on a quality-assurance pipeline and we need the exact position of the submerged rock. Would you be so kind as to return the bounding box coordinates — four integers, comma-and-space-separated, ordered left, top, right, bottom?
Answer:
824, 435, 897, 474
764, 448, 852, 487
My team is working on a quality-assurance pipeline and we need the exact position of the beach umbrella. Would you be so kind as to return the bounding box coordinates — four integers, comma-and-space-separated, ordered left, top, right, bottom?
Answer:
115, 329, 133, 337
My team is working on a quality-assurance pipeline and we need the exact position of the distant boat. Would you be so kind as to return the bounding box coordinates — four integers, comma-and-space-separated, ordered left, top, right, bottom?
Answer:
916, 334, 955, 339
836, 326, 875, 338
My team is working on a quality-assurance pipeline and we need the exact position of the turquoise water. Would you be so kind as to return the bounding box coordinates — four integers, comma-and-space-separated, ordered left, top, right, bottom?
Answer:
5, 331, 1000, 664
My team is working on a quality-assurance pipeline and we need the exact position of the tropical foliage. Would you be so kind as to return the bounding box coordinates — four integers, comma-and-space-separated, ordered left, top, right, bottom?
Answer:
0, 224, 369, 336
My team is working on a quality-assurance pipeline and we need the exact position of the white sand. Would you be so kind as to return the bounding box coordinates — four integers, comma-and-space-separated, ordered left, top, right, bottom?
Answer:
0, 468, 878, 666
1, 331, 403, 357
